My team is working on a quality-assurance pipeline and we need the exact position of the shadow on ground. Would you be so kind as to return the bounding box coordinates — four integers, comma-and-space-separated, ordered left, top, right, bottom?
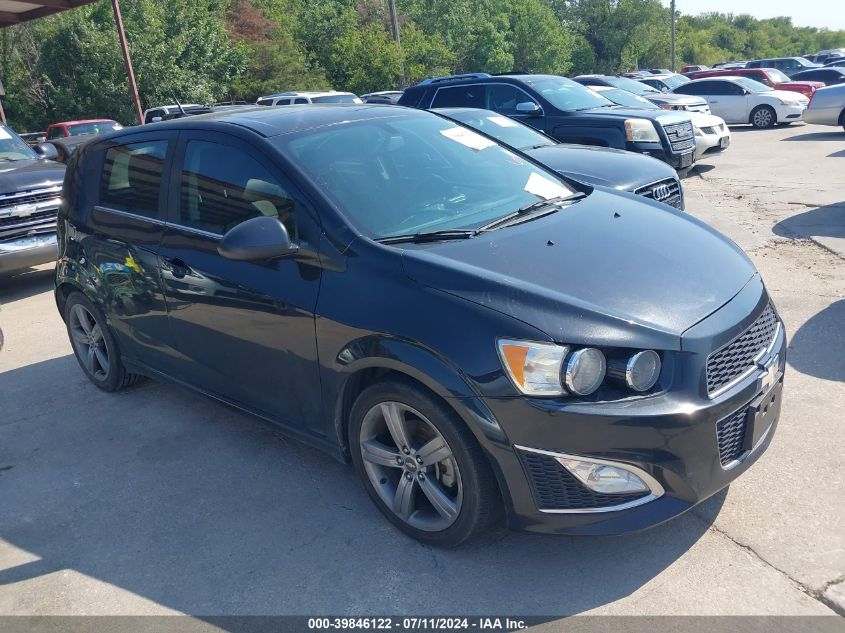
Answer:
773, 201, 845, 241
0, 267, 55, 305
781, 131, 845, 142
785, 300, 845, 383
0, 355, 722, 616
829, 149, 845, 158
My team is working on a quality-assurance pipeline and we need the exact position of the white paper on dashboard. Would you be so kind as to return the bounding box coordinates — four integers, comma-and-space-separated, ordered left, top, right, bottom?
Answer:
523, 172, 571, 200
488, 115, 518, 127
440, 126, 498, 151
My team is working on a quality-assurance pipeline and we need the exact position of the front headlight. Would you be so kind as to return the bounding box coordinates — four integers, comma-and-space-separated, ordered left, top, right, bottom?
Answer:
625, 118, 660, 142
497, 339, 568, 396
777, 98, 800, 106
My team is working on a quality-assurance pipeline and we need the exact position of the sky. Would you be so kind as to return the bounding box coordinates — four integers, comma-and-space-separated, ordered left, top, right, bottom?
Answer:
664, 0, 845, 31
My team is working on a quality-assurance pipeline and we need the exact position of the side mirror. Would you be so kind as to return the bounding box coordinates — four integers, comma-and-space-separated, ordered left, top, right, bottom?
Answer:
662, 87, 669, 93
151, 116, 162, 123
34, 142, 59, 161
515, 101, 542, 116
217, 216, 298, 261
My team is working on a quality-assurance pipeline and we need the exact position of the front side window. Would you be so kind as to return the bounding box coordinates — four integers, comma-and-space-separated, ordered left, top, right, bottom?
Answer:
99, 140, 168, 218
47, 127, 66, 140
278, 113, 577, 240
431, 85, 485, 108
67, 121, 122, 137
180, 140, 297, 237
766, 69, 791, 83
487, 84, 538, 115
293, 98, 309, 104
732, 77, 771, 93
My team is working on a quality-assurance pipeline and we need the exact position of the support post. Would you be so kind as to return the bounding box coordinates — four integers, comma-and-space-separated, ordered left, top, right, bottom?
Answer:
670, 0, 676, 73
110, 0, 143, 125
386, 0, 406, 89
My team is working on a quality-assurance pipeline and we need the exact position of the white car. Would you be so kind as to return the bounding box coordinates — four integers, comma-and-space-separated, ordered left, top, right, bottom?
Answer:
688, 112, 731, 158
671, 77, 809, 128
256, 91, 362, 106
802, 83, 845, 131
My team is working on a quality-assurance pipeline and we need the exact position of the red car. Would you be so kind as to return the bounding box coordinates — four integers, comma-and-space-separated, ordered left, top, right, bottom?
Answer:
680, 65, 709, 74
45, 119, 122, 141
685, 68, 824, 99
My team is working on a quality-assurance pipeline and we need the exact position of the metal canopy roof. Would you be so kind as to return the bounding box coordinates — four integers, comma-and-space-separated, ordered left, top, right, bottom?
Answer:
0, 0, 98, 28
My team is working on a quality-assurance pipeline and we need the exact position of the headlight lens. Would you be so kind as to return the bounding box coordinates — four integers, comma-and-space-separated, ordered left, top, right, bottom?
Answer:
564, 348, 606, 395
625, 350, 662, 392
777, 98, 799, 106
625, 118, 660, 142
497, 339, 568, 396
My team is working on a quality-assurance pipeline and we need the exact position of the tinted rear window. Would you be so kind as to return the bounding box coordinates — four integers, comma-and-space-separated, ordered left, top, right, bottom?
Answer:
99, 140, 168, 218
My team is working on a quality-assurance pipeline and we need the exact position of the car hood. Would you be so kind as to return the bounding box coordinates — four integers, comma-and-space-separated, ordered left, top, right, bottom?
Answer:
401, 190, 757, 349
779, 80, 825, 89
525, 144, 675, 191
579, 106, 690, 125
0, 158, 65, 195
765, 89, 810, 102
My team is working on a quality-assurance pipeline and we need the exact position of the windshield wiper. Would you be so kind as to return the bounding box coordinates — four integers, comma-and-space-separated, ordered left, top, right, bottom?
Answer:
479, 193, 587, 232
376, 229, 478, 245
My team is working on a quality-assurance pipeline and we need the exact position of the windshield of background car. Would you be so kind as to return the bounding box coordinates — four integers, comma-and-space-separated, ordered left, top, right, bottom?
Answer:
525, 77, 613, 111
0, 126, 38, 161
595, 88, 660, 110
311, 94, 363, 103
604, 76, 660, 95
733, 77, 772, 93
279, 113, 578, 239
661, 74, 689, 88
443, 111, 555, 150
67, 121, 123, 136
766, 69, 791, 82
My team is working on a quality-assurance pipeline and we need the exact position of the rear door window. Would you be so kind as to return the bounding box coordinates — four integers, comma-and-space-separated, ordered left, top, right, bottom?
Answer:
431, 85, 485, 108
99, 140, 168, 218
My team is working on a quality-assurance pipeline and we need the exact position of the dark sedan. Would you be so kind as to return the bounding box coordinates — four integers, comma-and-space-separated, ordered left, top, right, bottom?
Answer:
56, 105, 785, 546
434, 107, 683, 209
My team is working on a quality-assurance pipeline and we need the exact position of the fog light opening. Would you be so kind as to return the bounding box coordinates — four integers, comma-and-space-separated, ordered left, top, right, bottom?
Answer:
556, 457, 650, 494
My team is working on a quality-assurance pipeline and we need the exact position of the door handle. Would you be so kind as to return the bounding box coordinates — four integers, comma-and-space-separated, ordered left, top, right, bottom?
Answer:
162, 256, 191, 279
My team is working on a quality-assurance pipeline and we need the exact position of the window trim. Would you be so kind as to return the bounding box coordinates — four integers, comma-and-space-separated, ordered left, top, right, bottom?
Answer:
430, 81, 540, 113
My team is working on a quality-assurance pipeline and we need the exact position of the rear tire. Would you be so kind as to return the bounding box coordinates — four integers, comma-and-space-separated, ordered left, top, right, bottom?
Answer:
349, 379, 501, 547
750, 105, 776, 129
64, 292, 143, 392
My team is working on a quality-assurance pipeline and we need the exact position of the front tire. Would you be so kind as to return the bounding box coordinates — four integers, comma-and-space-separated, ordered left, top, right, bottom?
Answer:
750, 105, 776, 129
349, 380, 501, 547
64, 292, 143, 392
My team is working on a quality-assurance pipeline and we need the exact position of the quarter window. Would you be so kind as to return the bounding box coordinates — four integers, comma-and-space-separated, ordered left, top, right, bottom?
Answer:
431, 85, 485, 108
179, 140, 297, 238
99, 140, 168, 218
487, 84, 538, 115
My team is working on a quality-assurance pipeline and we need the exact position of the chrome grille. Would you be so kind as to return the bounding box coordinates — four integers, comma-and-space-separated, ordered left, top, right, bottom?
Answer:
634, 177, 682, 209
0, 187, 61, 243
706, 303, 779, 396
716, 408, 747, 466
663, 121, 695, 152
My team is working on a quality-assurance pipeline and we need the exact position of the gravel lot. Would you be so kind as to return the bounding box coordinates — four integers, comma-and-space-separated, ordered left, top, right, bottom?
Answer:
0, 122, 843, 618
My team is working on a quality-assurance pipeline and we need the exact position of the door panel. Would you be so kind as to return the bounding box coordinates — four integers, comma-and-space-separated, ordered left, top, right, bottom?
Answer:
82, 133, 177, 368
158, 132, 324, 432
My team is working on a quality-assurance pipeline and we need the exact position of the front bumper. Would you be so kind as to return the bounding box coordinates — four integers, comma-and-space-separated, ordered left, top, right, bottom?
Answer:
632, 142, 696, 169
0, 233, 58, 275
774, 104, 806, 122
474, 295, 786, 535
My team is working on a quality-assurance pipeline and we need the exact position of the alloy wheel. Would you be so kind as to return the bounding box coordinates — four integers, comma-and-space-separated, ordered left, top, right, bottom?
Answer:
69, 304, 110, 381
753, 108, 773, 128
359, 401, 463, 531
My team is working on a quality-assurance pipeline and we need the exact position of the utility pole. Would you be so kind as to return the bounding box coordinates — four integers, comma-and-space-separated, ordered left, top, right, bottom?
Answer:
386, 0, 406, 89
670, 0, 676, 72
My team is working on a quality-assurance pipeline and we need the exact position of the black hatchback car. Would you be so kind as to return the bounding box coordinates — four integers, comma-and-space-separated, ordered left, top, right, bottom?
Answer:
56, 105, 785, 546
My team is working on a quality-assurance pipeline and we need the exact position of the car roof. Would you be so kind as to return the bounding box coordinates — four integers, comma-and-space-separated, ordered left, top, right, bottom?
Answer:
137, 104, 427, 138
259, 90, 355, 99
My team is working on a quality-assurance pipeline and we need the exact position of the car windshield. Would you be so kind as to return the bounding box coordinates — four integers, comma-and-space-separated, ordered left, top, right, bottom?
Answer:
0, 126, 38, 161
732, 77, 772, 93
525, 76, 614, 111
311, 94, 362, 104
278, 113, 578, 239
593, 87, 659, 110
66, 121, 122, 136
601, 76, 661, 95
766, 69, 791, 83
660, 74, 689, 88
438, 109, 556, 150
